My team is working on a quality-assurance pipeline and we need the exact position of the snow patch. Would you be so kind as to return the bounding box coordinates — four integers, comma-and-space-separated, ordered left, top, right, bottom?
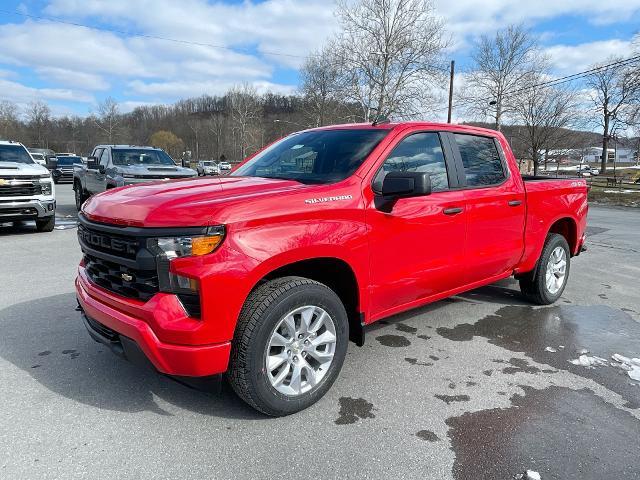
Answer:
569, 355, 607, 367
611, 354, 640, 382
514, 470, 541, 480
544, 347, 557, 353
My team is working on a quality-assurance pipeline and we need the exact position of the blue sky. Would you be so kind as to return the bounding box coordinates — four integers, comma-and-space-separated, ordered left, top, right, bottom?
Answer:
0, 0, 639, 118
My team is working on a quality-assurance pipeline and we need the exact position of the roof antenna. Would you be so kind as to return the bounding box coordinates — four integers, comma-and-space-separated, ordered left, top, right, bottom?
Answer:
371, 114, 390, 126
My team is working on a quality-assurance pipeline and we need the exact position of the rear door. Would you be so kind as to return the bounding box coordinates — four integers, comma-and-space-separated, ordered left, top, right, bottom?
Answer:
366, 130, 467, 319
450, 133, 525, 285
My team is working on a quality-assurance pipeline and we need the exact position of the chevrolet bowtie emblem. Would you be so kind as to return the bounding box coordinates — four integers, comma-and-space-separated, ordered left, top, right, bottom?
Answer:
121, 273, 134, 282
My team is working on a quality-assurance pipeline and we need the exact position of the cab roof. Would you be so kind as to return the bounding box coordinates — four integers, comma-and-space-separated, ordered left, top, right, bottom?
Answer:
306, 121, 502, 137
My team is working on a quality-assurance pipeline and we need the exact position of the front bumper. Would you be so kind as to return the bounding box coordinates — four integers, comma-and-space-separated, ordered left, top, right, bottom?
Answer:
0, 198, 55, 221
76, 270, 231, 377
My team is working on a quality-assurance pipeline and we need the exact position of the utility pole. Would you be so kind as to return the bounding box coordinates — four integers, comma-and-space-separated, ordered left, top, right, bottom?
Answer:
447, 60, 455, 124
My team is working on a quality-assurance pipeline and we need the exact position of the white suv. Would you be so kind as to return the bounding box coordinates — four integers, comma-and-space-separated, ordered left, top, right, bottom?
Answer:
0, 141, 56, 232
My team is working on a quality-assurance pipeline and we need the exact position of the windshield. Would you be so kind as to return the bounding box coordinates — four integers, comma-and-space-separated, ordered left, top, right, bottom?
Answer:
112, 149, 176, 166
232, 129, 389, 184
202, 161, 213, 166
56, 156, 81, 166
0, 145, 35, 164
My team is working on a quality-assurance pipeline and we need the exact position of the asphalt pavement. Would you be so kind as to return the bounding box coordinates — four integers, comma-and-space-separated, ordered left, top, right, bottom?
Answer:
1, 184, 638, 479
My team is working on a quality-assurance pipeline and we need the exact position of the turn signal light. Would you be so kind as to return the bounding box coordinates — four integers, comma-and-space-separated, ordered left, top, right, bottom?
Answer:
191, 235, 224, 256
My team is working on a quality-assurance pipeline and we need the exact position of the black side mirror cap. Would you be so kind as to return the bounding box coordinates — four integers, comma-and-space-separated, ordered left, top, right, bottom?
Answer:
381, 171, 432, 198
86, 157, 98, 170
47, 158, 58, 169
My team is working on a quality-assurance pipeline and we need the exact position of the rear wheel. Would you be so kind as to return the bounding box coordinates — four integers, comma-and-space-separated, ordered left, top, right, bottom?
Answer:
228, 276, 348, 416
519, 233, 570, 305
36, 216, 55, 232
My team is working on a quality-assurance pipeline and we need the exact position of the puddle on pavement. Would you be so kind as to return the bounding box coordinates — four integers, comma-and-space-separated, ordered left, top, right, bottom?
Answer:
376, 334, 411, 347
586, 226, 610, 236
446, 386, 640, 480
437, 305, 640, 408
415, 430, 440, 442
335, 397, 376, 425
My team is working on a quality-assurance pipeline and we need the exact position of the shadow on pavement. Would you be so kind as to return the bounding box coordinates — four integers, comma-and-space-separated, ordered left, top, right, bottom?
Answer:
0, 292, 264, 420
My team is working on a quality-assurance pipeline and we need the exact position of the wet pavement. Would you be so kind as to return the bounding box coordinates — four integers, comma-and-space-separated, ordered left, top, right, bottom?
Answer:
1, 188, 639, 479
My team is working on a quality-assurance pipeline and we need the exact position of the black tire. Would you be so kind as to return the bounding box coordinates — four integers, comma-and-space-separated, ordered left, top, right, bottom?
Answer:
74, 183, 88, 210
228, 276, 349, 416
36, 216, 55, 232
519, 233, 570, 305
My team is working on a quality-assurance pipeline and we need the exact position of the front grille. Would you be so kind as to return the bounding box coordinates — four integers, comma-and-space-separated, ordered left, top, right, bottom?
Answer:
0, 183, 41, 197
77, 225, 139, 259
0, 207, 38, 218
84, 254, 159, 301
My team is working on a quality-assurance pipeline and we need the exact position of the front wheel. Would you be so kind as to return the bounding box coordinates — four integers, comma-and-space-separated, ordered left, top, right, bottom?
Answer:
519, 233, 570, 305
36, 216, 55, 232
228, 276, 349, 416
74, 184, 88, 210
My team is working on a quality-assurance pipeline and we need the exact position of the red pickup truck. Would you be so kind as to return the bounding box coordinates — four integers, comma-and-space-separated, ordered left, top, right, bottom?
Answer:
75, 122, 588, 415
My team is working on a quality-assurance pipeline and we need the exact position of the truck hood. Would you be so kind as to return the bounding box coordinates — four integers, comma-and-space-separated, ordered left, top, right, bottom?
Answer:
117, 165, 196, 176
0, 161, 49, 176
82, 176, 310, 227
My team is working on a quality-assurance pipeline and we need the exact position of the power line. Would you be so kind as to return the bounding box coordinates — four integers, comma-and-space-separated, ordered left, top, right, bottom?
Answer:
0, 9, 307, 60
503, 54, 640, 96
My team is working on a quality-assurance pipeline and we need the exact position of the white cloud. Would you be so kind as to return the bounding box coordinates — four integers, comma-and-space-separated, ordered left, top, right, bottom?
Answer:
128, 79, 295, 98
35, 67, 110, 91
544, 39, 635, 74
434, 0, 640, 50
0, 78, 95, 107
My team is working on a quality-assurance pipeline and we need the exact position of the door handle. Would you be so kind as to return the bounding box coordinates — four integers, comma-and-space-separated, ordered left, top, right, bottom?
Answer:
443, 207, 463, 215
508, 200, 522, 207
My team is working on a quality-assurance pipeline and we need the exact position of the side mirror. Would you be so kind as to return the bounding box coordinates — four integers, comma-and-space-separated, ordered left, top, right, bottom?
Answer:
87, 157, 98, 170
375, 171, 431, 212
381, 171, 431, 198
47, 158, 58, 169
98, 164, 106, 174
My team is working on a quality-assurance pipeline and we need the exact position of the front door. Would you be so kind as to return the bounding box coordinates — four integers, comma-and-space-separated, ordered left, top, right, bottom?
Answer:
366, 131, 467, 320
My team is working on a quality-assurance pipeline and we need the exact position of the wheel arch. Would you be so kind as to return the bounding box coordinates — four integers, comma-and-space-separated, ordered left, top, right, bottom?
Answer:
251, 256, 365, 346
548, 216, 578, 256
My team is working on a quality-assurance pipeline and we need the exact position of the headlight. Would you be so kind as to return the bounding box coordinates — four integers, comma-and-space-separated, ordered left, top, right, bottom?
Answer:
148, 226, 225, 259
39, 179, 52, 195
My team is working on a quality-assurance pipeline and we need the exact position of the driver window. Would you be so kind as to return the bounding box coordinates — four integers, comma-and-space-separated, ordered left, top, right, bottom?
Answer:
375, 132, 449, 192
99, 149, 110, 168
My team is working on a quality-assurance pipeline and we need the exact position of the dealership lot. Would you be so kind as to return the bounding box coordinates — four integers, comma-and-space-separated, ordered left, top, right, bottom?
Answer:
1, 185, 638, 479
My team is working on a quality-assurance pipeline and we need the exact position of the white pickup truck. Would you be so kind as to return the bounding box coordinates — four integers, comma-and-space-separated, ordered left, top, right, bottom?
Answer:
0, 141, 56, 232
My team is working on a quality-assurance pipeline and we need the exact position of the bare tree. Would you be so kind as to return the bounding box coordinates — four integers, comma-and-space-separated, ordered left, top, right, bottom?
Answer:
207, 110, 226, 159
463, 25, 540, 131
299, 44, 344, 126
228, 84, 261, 159
332, 0, 446, 121
25, 100, 51, 147
0, 100, 19, 140
513, 73, 579, 175
586, 58, 640, 173
93, 96, 122, 143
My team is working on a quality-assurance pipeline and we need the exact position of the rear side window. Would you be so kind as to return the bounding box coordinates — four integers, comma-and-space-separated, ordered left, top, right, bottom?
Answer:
454, 134, 505, 187
376, 132, 449, 191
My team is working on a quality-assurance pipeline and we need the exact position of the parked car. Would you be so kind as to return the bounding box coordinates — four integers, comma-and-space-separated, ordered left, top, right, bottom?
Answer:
73, 145, 197, 210
196, 160, 220, 176
0, 141, 56, 231
30, 152, 47, 166
75, 122, 588, 416
577, 164, 599, 176
51, 154, 81, 184
218, 161, 232, 172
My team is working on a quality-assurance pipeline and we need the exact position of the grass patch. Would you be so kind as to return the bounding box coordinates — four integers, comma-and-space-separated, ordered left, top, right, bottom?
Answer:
588, 185, 640, 208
